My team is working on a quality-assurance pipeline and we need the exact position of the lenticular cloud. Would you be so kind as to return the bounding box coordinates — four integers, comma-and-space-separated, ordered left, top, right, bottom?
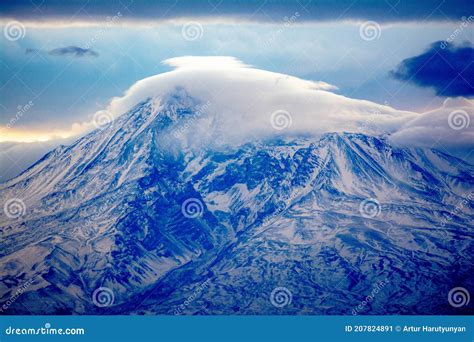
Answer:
99, 56, 472, 154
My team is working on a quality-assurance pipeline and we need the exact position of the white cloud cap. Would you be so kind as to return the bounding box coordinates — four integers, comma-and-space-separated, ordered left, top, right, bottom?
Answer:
104, 56, 420, 146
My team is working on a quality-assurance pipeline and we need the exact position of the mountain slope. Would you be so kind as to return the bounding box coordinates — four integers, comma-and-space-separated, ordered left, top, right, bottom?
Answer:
0, 91, 473, 315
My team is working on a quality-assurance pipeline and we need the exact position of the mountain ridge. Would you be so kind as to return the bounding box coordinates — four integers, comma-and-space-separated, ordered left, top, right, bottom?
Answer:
0, 91, 473, 315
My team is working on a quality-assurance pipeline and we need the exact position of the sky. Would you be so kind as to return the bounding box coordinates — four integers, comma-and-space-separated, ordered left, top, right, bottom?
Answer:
0, 0, 473, 181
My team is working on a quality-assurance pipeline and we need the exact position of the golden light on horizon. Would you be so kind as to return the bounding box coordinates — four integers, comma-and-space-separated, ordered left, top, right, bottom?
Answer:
0, 125, 86, 143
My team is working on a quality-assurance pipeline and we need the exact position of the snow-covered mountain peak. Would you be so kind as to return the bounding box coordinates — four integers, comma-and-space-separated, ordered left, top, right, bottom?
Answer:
0, 58, 473, 315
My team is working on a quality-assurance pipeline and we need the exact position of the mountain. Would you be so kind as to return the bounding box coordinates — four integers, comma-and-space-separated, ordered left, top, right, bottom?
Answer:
0, 89, 473, 315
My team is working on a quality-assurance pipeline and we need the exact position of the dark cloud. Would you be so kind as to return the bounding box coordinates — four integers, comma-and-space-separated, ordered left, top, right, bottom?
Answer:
25, 46, 99, 58
391, 42, 474, 97
49, 46, 99, 58
1, 0, 472, 22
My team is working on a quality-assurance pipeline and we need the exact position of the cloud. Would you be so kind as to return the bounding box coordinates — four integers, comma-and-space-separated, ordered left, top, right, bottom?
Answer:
101, 56, 472, 158
0, 0, 471, 23
48, 46, 99, 57
391, 42, 474, 97
1, 56, 472, 181
25, 46, 99, 58
390, 97, 473, 153
103, 56, 415, 147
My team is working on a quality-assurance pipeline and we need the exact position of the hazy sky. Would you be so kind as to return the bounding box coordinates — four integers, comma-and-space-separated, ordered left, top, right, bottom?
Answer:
0, 0, 473, 180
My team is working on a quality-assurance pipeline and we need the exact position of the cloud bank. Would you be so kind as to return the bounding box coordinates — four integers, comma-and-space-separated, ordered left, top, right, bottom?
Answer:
391, 42, 474, 97
0, 0, 470, 23
99, 56, 472, 157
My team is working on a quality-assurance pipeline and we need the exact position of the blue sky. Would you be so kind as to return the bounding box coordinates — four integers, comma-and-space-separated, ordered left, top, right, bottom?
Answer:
0, 0, 473, 180
1, 20, 471, 133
